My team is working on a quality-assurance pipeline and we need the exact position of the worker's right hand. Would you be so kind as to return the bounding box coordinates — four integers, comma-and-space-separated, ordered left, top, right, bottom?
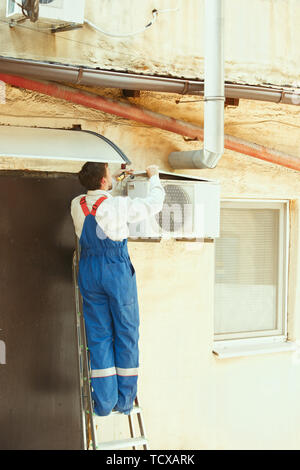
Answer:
146, 165, 159, 178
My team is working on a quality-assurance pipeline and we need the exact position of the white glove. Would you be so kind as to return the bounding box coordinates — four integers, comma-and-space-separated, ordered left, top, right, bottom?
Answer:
146, 165, 159, 178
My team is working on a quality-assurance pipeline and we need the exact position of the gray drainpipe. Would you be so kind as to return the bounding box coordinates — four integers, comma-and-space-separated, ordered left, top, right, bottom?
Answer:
0, 56, 299, 106
168, 0, 225, 169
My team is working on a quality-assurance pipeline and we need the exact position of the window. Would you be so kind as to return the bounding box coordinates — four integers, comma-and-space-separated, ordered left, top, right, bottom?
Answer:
214, 200, 289, 351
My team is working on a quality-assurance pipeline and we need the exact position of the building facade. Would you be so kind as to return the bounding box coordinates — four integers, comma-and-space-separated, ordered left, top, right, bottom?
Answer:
0, 0, 299, 450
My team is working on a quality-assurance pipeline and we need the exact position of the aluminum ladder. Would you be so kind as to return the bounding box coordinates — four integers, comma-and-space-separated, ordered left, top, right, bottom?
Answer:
72, 245, 148, 450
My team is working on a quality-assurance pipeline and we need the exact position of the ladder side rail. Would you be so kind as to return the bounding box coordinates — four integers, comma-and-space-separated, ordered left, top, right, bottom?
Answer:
80, 311, 98, 449
135, 397, 149, 450
72, 249, 88, 450
128, 414, 137, 450
75, 239, 97, 450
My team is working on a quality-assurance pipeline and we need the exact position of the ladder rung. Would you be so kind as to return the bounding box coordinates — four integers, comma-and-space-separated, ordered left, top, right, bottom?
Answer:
97, 436, 147, 450
93, 405, 142, 418
111, 405, 142, 415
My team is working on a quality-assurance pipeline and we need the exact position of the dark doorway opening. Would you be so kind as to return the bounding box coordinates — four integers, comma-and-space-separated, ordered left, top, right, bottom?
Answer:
0, 171, 84, 450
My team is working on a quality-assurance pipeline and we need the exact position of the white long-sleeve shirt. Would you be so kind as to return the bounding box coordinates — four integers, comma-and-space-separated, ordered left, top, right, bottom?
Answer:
71, 174, 165, 241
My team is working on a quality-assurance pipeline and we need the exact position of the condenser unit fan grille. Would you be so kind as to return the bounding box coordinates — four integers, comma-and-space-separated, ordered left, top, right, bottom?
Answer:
155, 184, 193, 233
39, 0, 63, 6
39, 0, 58, 4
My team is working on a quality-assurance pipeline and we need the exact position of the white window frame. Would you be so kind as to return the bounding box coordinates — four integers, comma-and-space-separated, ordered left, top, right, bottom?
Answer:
213, 198, 290, 352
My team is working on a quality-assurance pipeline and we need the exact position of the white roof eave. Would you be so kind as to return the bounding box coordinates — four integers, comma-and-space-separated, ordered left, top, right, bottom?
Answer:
0, 126, 130, 164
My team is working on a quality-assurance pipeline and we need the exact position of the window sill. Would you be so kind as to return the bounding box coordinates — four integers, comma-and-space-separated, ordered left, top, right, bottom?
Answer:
213, 340, 297, 359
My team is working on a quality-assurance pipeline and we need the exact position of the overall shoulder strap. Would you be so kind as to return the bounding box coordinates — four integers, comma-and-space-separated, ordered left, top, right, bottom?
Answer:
91, 196, 108, 216
80, 196, 90, 216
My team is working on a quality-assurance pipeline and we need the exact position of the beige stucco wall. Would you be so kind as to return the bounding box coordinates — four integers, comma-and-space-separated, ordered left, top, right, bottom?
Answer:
1, 0, 300, 87
0, 83, 299, 449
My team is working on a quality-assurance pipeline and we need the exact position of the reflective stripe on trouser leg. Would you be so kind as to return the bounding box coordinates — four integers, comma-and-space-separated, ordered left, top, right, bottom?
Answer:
91, 367, 116, 377
109, 296, 140, 414
81, 294, 118, 416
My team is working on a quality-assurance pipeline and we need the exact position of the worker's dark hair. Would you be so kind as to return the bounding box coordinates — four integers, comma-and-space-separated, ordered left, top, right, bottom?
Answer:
78, 162, 108, 190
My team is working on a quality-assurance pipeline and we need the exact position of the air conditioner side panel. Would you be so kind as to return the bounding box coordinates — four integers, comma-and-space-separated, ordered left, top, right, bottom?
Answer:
194, 183, 220, 238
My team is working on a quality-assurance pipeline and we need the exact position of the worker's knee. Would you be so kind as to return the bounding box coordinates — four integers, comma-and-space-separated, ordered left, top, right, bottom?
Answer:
114, 301, 140, 332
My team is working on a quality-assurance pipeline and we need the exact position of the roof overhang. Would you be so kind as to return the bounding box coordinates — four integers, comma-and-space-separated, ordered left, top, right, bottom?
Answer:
0, 125, 130, 164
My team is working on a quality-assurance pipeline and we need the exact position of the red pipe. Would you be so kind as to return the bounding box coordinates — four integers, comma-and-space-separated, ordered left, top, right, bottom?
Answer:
223, 134, 300, 172
0, 73, 299, 172
0, 73, 201, 139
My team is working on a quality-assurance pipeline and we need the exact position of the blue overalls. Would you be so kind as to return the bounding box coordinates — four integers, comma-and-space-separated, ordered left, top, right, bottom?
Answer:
78, 195, 139, 416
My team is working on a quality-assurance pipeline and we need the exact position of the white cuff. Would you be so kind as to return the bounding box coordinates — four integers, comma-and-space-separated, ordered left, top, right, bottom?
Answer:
149, 173, 160, 185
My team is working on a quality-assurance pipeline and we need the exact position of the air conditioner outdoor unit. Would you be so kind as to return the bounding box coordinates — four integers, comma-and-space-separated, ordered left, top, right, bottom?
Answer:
126, 172, 220, 240
6, 0, 85, 25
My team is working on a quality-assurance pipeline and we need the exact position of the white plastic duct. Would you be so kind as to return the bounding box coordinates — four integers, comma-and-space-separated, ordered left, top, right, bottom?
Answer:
168, 0, 225, 169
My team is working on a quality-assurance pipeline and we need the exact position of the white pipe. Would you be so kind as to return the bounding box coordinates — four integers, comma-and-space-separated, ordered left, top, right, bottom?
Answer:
168, 0, 225, 169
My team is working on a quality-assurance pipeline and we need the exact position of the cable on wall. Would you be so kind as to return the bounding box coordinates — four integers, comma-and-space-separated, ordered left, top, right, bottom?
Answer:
84, 6, 179, 39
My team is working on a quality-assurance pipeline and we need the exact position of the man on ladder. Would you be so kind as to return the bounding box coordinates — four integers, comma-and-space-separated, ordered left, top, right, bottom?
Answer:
71, 162, 165, 417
